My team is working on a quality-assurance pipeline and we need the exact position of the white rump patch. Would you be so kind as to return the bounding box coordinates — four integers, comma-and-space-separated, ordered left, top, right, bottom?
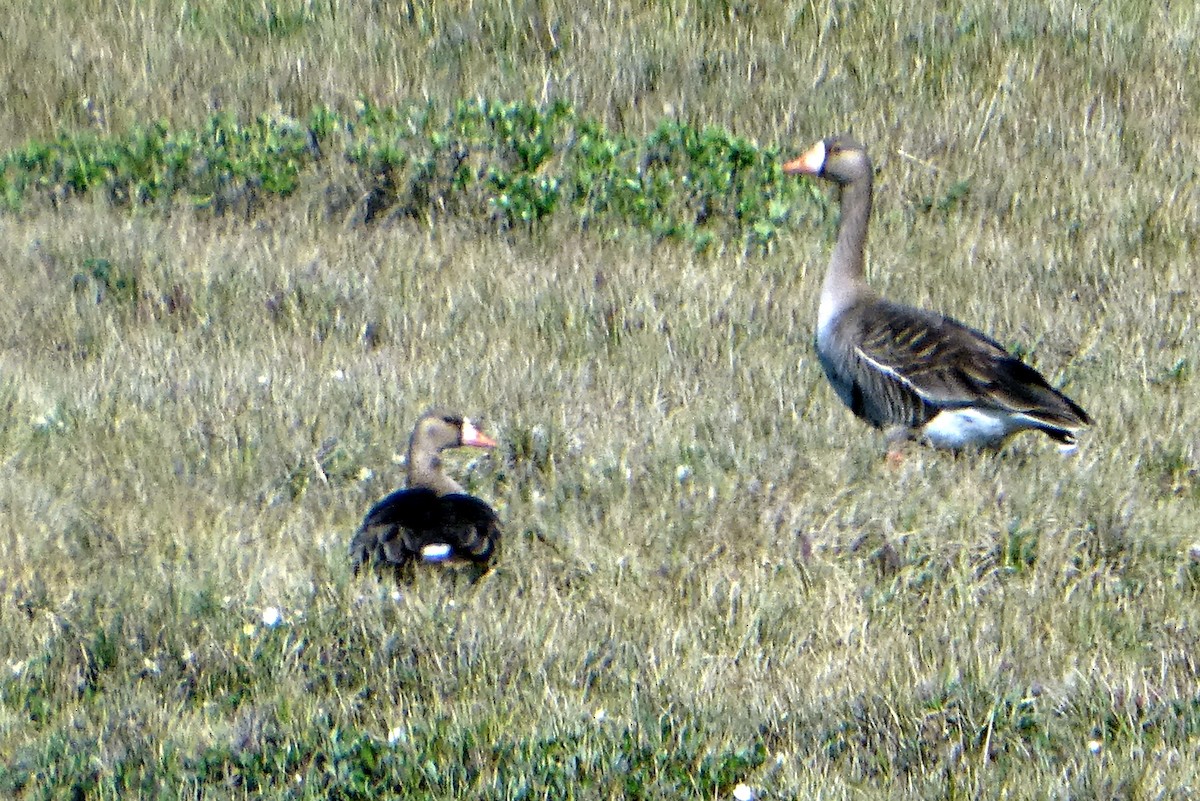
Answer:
420, 543, 453, 562
1057, 439, 1080, 455
921, 408, 1022, 449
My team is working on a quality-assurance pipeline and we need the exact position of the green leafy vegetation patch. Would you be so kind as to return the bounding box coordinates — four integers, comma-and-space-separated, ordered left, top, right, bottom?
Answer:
0, 100, 818, 253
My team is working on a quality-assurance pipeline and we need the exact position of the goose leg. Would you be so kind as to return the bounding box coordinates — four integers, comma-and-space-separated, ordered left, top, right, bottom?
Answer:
883, 425, 915, 466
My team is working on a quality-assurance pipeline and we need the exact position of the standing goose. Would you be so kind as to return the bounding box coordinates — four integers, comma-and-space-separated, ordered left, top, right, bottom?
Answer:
783, 136, 1092, 452
350, 409, 501, 577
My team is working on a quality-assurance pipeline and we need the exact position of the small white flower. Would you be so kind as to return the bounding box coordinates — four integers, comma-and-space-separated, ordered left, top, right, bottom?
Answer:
10, 660, 25, 677
261, 606, 282, 627
1087, 738, 1103, 754
390, 589, 402, 602
593, 708, 607, 723
257, 374, 270, 386
388, 726, 407, 745
733, 784, 756, 801
675, 464, 693, 483
330, 369, 346, 381
357, 467, 374, 481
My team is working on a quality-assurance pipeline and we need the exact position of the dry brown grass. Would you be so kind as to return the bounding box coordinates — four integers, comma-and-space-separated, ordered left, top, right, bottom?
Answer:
2, 0, 1199, 797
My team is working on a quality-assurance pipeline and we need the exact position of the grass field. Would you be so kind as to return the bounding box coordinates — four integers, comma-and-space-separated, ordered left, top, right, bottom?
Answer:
2, 0, 1199, 797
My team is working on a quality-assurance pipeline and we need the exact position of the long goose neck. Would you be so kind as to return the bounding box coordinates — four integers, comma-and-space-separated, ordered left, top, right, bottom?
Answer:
820, 171, 875, 330
408, 442, 466, 496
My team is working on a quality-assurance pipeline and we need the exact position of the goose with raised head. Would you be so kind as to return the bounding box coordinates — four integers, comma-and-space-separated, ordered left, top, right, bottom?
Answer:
350, 409, 501, 577
783, 136, 1091, 452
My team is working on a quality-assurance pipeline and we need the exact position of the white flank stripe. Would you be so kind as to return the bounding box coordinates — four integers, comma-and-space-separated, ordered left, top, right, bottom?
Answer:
421, 543, 453, 562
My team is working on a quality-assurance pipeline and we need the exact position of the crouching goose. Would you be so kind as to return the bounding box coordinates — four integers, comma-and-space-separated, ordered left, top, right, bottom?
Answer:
783, 136, 1092, 452
350, 409, 501, 578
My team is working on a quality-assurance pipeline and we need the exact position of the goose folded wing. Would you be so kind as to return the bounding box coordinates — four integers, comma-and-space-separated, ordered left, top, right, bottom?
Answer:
429, 494, 501, 563
850, 304, 1040, 411
359, 489, 499, 562
352, 487, 442, 567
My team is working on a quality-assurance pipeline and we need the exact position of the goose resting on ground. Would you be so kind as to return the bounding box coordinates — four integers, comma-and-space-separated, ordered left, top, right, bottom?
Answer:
783, 136, 1092, 452
350, 409, 501, 577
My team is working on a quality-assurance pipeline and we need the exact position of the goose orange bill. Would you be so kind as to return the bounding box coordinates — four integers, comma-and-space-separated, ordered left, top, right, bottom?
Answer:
782, 139, 827, 176
461, 419, 498, 449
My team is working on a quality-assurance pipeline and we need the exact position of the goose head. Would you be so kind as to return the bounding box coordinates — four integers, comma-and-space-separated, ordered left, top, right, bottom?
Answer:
412, 408, 498, 453
782, 136, 871, 186
408, 408, 497, 494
